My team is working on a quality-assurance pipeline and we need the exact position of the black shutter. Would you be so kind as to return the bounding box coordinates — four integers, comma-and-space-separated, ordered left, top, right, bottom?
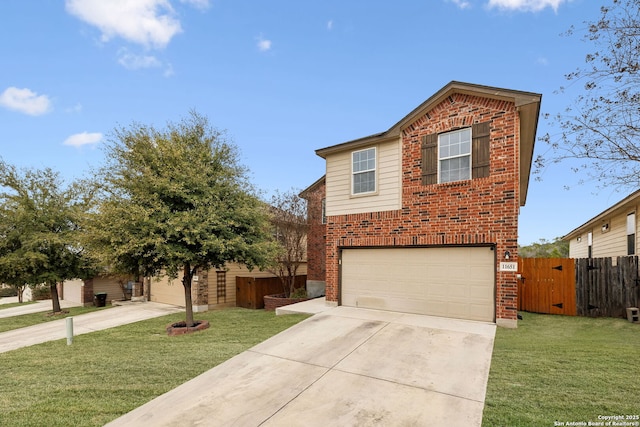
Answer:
472, 122, 490, 179
421, 133, 438, 185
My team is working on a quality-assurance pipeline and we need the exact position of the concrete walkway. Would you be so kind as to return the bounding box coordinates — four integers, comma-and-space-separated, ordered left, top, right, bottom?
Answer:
106, 304, 496, 427
0, 301, 182, 353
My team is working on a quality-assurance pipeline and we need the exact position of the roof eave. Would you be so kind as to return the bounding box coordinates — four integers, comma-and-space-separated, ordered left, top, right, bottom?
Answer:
562, 188, 640, 240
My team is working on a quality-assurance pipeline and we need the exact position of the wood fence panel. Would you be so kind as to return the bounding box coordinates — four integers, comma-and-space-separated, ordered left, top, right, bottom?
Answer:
518, 258, 576, 316
236, 275, 307, 310
576, 257, 640, 317
235, 276, 255, 309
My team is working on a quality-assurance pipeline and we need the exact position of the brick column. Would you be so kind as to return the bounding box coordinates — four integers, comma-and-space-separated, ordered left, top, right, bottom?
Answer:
191, 269, 209, 312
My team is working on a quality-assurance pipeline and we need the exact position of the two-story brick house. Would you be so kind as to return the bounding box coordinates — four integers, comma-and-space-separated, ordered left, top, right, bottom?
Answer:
304, 81, 541, 327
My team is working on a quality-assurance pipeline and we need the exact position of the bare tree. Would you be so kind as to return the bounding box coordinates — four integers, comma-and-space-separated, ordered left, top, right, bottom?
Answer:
268, 189, 308, 298
538, 0, 640, 189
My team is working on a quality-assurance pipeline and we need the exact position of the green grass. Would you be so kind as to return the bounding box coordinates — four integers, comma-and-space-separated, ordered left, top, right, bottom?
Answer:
0, 308, 308, 427
0, 305, 111, 333
483, 312, 640, 426
0, 301, 37, 310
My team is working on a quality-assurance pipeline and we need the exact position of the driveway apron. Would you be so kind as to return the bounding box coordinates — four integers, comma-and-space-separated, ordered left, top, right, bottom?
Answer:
106, 306, 496, 427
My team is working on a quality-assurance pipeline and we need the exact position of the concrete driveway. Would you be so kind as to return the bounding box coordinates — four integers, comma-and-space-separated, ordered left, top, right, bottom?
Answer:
106, 306, 496, 427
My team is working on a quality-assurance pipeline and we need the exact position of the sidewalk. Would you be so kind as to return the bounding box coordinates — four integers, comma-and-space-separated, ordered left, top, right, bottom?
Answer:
0, 301, 183, 353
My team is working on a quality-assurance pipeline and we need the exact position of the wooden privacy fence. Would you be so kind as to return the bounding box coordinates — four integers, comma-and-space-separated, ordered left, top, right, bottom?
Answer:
518, 257, 640, 318
575, 257, 640, 318
236, 275, 306, 310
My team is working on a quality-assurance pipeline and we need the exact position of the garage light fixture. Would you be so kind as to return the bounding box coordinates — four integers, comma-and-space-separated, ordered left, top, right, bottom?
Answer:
504, 250, 511, 260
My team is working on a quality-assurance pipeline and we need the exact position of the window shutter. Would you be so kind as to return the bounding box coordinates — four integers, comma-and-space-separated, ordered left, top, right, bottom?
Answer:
421, 133, 438, 185
472, 122, 490, 179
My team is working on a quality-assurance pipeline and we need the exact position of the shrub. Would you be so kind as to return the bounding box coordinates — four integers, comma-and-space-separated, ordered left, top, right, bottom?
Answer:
0, 286, 18, 297
289, 287, 307, 299
31, 285, 51, 300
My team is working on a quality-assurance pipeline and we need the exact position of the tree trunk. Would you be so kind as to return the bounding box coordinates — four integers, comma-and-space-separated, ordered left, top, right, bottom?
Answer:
50, 282, 61, 313
182, 263, 195, 327
17, 286, 24, 303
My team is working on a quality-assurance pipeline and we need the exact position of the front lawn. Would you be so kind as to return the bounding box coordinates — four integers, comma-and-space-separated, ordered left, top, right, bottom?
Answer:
483, 313, 640, 426
0, 308, 309, 427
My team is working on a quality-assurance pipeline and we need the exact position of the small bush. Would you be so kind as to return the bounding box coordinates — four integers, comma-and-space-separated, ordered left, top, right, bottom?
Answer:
0, 286, 18, 297
31, 285, 51, 300
289, 287, 307, 299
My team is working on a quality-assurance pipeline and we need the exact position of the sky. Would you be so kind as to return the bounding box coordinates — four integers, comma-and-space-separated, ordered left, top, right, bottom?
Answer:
0, 0, 629, 246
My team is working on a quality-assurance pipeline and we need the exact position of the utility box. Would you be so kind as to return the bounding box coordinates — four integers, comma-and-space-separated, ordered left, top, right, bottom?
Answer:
626, 307, 639, 323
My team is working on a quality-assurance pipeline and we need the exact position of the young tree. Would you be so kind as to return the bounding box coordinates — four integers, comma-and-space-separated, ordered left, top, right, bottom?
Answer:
93, 112, 276, 327
267, 189, 308, 297
538, 0, 640, 189
0, 160, 90, 312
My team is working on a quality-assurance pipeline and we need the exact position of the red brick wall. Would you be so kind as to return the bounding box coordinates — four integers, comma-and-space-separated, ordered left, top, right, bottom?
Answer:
303, 179, 326, 282
325, 93, 520, 322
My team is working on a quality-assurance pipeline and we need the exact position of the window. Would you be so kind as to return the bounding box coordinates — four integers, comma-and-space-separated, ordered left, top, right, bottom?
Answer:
439, 128, 471, 183
352, 147, 376, 194
321, 198, 326, 224
588, 231, 593, 258
627, 213, 636, 255
216, 271, 226, 304
421, 122, 490, 185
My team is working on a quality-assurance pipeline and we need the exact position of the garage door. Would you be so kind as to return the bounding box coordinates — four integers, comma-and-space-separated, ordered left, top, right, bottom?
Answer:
341, 247, 495, 322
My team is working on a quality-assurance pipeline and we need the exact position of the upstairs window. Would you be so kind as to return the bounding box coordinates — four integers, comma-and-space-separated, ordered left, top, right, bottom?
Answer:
439, 128, 471, 183
352, 147, 376, 194
627, 212, 636, 255
421, 122, 490, 185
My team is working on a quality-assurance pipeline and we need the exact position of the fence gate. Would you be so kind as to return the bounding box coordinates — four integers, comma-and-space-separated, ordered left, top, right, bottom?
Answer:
518, 258, 576, 316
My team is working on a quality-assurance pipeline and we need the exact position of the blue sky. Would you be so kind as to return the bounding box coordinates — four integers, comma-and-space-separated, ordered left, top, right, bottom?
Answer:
0, 0, 625, 245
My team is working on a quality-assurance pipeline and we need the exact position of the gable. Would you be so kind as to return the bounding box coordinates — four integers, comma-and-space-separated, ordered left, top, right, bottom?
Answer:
316, 81, 541, 206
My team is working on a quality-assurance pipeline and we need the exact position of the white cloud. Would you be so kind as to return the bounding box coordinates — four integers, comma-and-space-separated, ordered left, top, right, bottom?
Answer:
63, 132, 103, 147
65, 0, 182, 49
0, 87, 52, 116
257, 34, 272, 52
327, 20, 334, 30
486, 0, 568, 12
117, 49, 162, 69
163, 63, 175, 77
450, 0, 472, 9
179, 0, 210, 10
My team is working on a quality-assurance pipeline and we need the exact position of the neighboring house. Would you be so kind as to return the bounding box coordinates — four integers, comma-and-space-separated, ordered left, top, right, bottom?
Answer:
307, 81, 541, 327
563, 189, 640, 259
63, 277, 130, 305
64, 263, 307, 309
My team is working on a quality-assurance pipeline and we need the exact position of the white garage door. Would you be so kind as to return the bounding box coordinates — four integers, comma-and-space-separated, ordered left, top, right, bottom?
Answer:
341, 247, 495, 322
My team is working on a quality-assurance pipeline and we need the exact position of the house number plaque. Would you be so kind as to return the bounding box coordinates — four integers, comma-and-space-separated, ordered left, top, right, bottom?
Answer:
499, 262, 518, 272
